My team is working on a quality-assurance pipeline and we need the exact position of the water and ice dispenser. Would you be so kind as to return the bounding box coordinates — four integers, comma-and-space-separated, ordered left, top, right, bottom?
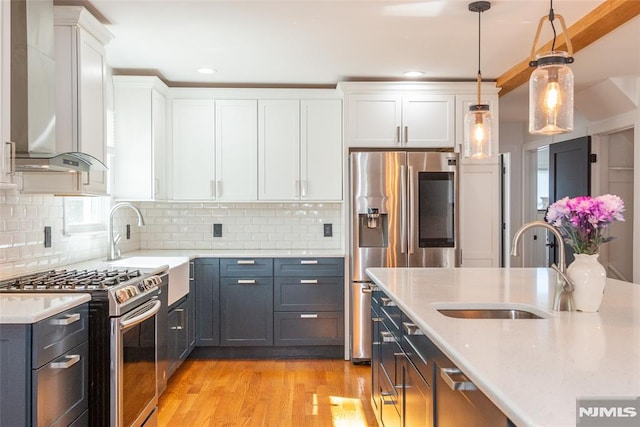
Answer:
358, 207, 388, 248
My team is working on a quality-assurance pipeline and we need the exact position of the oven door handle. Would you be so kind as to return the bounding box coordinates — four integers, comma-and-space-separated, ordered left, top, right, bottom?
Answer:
120, 300, 161, 331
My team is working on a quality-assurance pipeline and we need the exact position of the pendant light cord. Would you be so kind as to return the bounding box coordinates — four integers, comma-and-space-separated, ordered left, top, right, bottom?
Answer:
476, 7, 482, 105
549, 0, 557, 51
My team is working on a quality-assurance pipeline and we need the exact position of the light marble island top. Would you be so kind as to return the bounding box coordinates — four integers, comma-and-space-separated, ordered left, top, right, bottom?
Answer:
365, 267, 640, 427
0, 293, 91, 324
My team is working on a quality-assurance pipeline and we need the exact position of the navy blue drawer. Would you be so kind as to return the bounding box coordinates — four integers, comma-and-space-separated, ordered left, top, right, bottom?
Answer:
274, 312, 344, 346
274, 277, 343, 311
274, 257, 344, 277
220, 258, 273, 277
32, 304, 89, 369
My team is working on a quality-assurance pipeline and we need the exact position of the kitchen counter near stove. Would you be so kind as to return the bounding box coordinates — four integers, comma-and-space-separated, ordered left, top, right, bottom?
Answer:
366, 267, 640, 427
0, 293, 91, 324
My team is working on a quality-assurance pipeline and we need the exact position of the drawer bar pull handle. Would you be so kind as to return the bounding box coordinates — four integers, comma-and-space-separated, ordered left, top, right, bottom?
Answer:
380, 330, 395, 343
51, 313, 81, 326
300, 260, 318, 265
440, 368, 477, 391
300, 279, 318, 284
402, 322, 424, 336
300, 314, 318, 318
380, 297, 396, 307
237, 279, 257, 284
381, 391, 397, 405
237, 260, 256, 265
50, 354, 80, 369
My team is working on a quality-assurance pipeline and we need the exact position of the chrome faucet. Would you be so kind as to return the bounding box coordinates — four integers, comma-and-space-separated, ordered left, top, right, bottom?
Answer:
511, 220, 575, 311
107, 202, 145, 261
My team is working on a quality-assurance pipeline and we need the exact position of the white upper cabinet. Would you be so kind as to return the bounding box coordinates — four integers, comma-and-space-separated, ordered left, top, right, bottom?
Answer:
300, 99, 342, 200
113, 76, 168, 200
53, 6, 112, 195
0, 0, 14, 188
172, 99, 215, 200
258, 100, 300, 200
215, 100, 258, 201
346, 91, 454, 148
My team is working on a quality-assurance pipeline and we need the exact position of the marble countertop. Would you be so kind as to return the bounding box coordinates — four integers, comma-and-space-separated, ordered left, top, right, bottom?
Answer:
0, 293, 91, 324
365, 267, 640, 427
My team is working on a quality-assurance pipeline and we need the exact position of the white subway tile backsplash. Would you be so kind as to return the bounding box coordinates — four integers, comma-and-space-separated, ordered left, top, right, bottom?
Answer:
1, 189, 344, 278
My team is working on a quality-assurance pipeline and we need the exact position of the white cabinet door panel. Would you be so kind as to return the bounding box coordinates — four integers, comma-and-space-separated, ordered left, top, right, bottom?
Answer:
152, 90, 167, 199
347, 94, 402, 147
172, 99, 215, 200
258, 100, 300, 200
402, 95, 455, 148
300, 99, 342, 200
215, 100, 257, 201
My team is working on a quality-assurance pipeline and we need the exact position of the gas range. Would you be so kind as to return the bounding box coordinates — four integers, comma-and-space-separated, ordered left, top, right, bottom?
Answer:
0, 267, 165, 316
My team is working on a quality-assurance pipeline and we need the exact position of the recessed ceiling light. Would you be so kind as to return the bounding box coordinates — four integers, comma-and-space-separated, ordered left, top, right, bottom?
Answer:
197, 67, 217, 75
404, 71, 425, 78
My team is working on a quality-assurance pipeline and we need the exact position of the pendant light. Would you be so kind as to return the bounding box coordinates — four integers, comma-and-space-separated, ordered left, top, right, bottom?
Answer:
464, 1, 492, 159
528, 0, 574, 135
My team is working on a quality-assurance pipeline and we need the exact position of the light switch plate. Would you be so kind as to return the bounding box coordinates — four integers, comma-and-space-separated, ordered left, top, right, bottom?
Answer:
213, 223, 223, 237
323, 223, 333, 237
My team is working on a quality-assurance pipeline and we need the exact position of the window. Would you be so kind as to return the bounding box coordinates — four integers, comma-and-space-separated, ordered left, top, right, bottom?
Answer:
63, 197, 109, 234
536, 147, 549, 211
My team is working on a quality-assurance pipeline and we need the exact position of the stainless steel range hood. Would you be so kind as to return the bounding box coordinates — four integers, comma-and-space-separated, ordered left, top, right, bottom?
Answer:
10, 0, 106, 173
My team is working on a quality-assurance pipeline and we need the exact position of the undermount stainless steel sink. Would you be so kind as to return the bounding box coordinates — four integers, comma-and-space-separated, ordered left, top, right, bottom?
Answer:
437, 308, 545, 319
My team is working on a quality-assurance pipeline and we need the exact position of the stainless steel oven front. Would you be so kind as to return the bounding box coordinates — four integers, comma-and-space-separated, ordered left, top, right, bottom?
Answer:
110, 296, 161, 427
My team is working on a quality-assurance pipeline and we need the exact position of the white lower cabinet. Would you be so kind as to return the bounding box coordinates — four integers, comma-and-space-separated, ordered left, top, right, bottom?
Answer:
113, 76, 168, 200
459, 157, 501, 267
171, 99, 215, 200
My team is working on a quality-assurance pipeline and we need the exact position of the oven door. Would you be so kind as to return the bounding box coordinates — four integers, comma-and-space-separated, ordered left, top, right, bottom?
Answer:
110, 298, 161, 427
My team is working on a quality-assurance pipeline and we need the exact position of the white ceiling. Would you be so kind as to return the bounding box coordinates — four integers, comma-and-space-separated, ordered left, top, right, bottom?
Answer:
85, 0, 640, 123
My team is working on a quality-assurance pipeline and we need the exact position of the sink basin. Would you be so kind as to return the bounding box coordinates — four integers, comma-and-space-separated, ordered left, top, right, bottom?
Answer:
437, 308, 544, 319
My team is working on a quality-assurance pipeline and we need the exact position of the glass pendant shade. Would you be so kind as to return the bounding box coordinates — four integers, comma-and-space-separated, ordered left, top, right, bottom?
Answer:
464, 104, 492, 158
529, 51, 574, 135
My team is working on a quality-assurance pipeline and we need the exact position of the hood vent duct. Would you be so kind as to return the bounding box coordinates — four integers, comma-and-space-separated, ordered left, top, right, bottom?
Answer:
10, 0, 106, 173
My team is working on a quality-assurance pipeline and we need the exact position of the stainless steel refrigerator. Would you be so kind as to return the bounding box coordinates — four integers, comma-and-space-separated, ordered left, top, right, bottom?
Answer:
350, 151, 460, 362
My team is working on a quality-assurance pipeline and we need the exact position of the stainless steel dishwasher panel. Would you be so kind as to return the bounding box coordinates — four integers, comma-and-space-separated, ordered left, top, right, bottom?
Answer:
350, 282, 372, 362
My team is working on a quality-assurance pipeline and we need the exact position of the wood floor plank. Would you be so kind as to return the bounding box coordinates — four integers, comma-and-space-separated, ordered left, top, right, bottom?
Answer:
158, 359, 377, 427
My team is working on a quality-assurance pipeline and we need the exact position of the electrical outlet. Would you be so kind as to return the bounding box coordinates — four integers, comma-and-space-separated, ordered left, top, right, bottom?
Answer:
44, 226, 52, 248
323, 223, 333, 237
213, 223, 223, 237
126, 224, 131, 239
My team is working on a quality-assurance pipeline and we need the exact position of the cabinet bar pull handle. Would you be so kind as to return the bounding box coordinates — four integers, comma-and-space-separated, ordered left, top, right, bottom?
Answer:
217, 180, 222, 197
154, 178, 159, 196
381, 391, 397, 405
300, 260, 318, 265
6, 141, 16, 175
380, 297, 396, 307
372, 317, 383, 323
237, 279, 256, 284
440, 368, 477, 391
380, 330, 395, 343
404, 126, 408, 143
295, 180, 300, 197
395, 126, 400, 144
51, 313, 81, 326
210, 180, 216, 197
402, 322, 424, 336
237, 260, 255, 265
300, 314, 318, 318
50, 354, 80, 369
300, 279, 318, 284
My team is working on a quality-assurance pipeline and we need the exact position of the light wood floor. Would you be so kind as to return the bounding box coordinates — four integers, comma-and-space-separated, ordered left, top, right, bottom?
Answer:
158, 358, 378, 427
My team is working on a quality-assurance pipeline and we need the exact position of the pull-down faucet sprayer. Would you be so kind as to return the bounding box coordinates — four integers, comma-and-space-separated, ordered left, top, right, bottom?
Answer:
107, 202, 145, 261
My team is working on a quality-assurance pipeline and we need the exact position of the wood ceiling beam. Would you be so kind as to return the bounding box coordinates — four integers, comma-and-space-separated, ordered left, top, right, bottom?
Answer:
496, 0, 640, 97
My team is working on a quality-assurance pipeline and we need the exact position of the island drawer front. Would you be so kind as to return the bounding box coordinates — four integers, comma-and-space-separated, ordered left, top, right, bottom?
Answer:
274, 257, 344, 277
274, 277, 344, 311
32, 340, 89, 427
274, 312, 344, 346
403, 334, 435, 386
220, 258, 273, 277
32, 304, 89, 369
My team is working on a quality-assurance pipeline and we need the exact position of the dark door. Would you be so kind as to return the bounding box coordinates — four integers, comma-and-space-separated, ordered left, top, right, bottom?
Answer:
549, 136, 591, 265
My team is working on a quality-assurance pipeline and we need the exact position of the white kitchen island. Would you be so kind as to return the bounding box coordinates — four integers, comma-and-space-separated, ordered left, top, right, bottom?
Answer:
366, 267, 640, 427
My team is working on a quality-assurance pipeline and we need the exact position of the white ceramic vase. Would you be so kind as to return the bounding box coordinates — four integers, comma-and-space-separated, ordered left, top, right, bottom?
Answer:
567, 253, 607, 312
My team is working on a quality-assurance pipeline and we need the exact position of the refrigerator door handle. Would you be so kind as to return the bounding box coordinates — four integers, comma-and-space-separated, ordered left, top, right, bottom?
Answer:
408, 165, 415, 255
400, 165, 407, 254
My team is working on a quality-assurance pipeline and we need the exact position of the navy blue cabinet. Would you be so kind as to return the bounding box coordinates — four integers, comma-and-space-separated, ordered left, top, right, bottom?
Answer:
194, 258, 220, 346
0, 303, 89, 427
